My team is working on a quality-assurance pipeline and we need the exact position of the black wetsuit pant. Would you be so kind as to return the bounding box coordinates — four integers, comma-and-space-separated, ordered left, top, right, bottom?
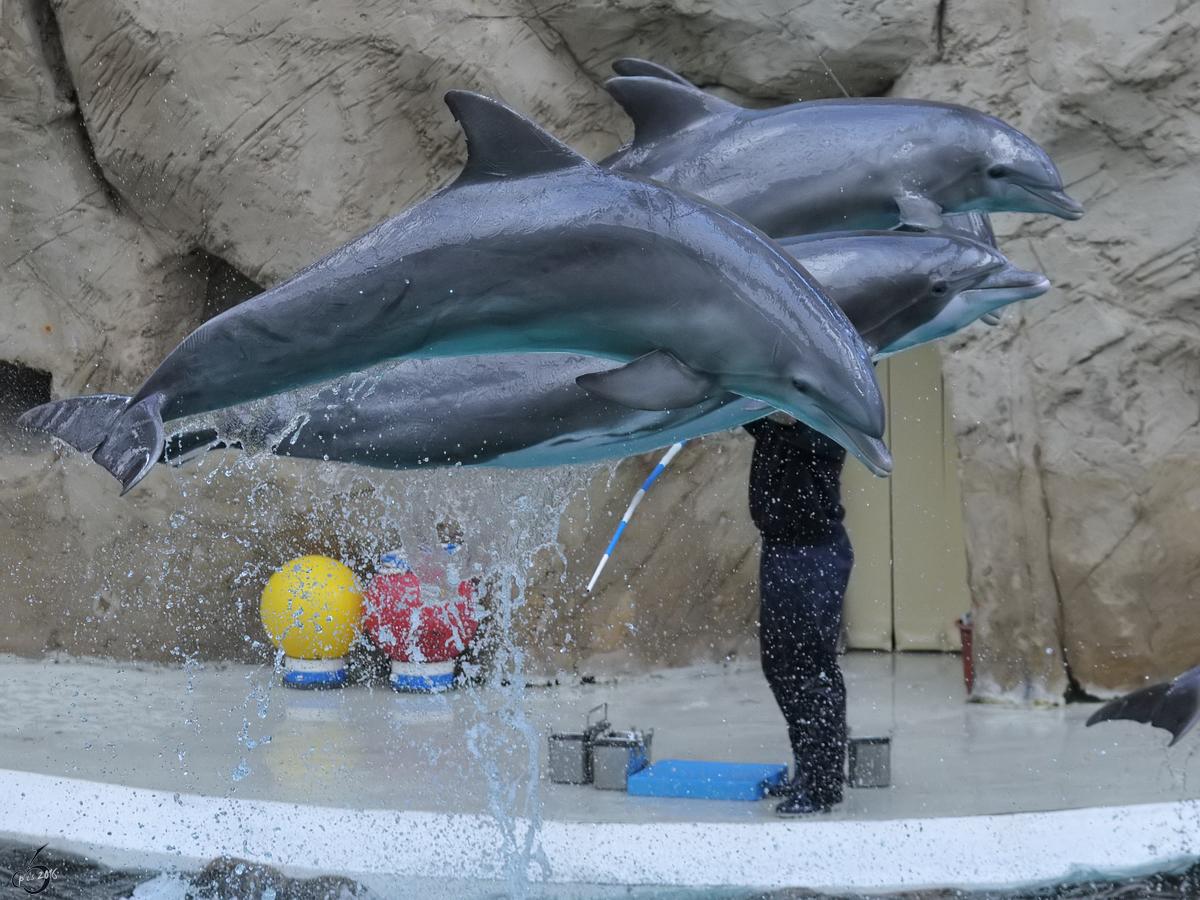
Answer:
759, 529, 853, 804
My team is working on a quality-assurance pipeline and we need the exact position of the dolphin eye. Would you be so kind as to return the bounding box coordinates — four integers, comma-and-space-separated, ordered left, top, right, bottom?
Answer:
987, 164, 1008, 178
792, 379, 812, 395
931, 282, 948, 296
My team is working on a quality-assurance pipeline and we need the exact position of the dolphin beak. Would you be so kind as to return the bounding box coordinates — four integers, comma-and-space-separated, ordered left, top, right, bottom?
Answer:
802, 406, 893, 477
843, 429, 893, 477
1023, 185, 1084, 220
961, 266, 1051, 306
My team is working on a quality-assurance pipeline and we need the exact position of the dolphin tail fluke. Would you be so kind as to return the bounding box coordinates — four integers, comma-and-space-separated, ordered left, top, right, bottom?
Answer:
20, 392, 166, 493
1086, 682, 1171, 730
1161, 682, 1200, 745
91, 394, 166, 494
1085, 675, 1200, 744
18, 394, 131, 454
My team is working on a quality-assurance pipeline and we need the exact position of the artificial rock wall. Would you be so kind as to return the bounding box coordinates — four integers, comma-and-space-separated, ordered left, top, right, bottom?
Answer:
0, 0, 1195, 697
897, 1, 1200, 700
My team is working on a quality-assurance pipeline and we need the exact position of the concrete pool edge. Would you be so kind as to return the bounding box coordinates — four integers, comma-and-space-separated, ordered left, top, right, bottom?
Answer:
3, 767, 1197, 891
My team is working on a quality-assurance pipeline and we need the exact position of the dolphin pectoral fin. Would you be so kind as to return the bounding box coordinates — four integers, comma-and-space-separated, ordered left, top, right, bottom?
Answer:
444, 91, 594, 186
17, 394, 130, 454
895, 193, 945, 230
980, 312, 1002, 325
91, 394, 166, 494
739, 398, 773, 411
604, 77, 738, 146
575, 350, 720, 410
611, 58, 695, 87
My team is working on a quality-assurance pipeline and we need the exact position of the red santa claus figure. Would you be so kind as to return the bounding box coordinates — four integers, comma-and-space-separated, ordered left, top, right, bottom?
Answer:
363, 539, 479, 692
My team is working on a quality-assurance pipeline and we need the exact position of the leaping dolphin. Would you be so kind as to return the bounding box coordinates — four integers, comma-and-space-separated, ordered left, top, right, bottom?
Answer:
1086, 663, 1200, 745
602, 61, 1084, 237
784, 225, 1048, 357
20, 91, 885, 492
153, 228, 1046, 473
915, 212, 1006, 327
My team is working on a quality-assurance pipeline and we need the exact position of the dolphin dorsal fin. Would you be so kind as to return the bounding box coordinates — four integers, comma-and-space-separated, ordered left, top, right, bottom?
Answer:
938, 211, 998, 248
611, 58, 695, 87
605, 77, 738, 146
444, 90, 593, 185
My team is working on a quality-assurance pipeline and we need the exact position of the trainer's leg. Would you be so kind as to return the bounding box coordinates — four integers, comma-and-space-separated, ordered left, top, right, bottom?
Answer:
759, 532, 853, 807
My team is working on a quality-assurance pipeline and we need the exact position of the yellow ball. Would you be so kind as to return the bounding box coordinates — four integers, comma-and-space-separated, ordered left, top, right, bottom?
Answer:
260, 555, 363, 659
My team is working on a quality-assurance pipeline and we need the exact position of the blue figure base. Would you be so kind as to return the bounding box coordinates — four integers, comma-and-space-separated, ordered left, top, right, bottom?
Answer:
390, 660, 455, 693
282, 656, 348, 689
283, 668, 348, 689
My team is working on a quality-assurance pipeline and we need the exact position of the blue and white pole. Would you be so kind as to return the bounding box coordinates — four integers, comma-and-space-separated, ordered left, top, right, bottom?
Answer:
585, 442, 685, 593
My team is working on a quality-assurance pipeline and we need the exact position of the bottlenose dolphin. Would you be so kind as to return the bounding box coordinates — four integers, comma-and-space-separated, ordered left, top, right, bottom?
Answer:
783, 226, 1048, 357
918, 212, 1006, 327
602, 62, 1084, 236
21, 91, 885, 492
1086, 663, 1200, 745
154, 229, 1045, 473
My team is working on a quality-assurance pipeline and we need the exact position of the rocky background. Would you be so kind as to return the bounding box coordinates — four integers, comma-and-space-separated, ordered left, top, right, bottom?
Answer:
0, 0, 1195, 698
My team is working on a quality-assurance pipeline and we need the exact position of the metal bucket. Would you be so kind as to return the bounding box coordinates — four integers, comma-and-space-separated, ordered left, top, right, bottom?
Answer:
847, 735, 891, 788
592, 728, 652, 791
548, 704, 609, 784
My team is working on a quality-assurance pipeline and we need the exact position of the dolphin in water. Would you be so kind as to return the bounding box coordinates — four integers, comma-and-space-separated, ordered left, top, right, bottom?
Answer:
1086, 663, 1200, 745
602, 60, 1084, 237
154, 228, 1046, 473
20, 91, 885, 492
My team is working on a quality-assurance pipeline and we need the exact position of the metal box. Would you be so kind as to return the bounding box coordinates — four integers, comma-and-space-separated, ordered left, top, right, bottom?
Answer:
547, 704, 608, 784
847, 735, 891, 788
592, 729, 652, 791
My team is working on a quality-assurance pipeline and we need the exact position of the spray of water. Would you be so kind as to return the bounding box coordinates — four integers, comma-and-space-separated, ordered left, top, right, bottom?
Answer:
148, 419, 605, 893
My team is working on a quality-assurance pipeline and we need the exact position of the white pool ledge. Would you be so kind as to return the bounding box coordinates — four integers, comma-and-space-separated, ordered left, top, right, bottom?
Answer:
4, 767, 1198, 891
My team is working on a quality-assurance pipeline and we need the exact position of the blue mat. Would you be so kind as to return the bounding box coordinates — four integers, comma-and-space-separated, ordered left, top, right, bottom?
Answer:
627, 760, 789, 801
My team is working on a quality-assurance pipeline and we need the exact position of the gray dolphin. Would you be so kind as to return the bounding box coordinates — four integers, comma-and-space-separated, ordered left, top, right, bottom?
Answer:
155, 228, 1045, 473
1086, 663, 1200, 745
917, 212, 1006, 326
602, 62, 1084, 237
20, 91, 885, 492
784, 225, 1048, 358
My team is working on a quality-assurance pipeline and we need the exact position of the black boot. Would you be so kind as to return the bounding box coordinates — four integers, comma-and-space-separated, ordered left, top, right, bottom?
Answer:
775, 740, 845, 816
775, 788, 831, 816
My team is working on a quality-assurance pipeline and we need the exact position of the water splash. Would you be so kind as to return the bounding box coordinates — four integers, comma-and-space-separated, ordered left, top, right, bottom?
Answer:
159, 434, 600, 886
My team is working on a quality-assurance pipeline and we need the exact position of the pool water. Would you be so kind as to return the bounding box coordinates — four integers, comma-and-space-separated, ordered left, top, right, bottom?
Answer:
6, 843, 1200, 900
